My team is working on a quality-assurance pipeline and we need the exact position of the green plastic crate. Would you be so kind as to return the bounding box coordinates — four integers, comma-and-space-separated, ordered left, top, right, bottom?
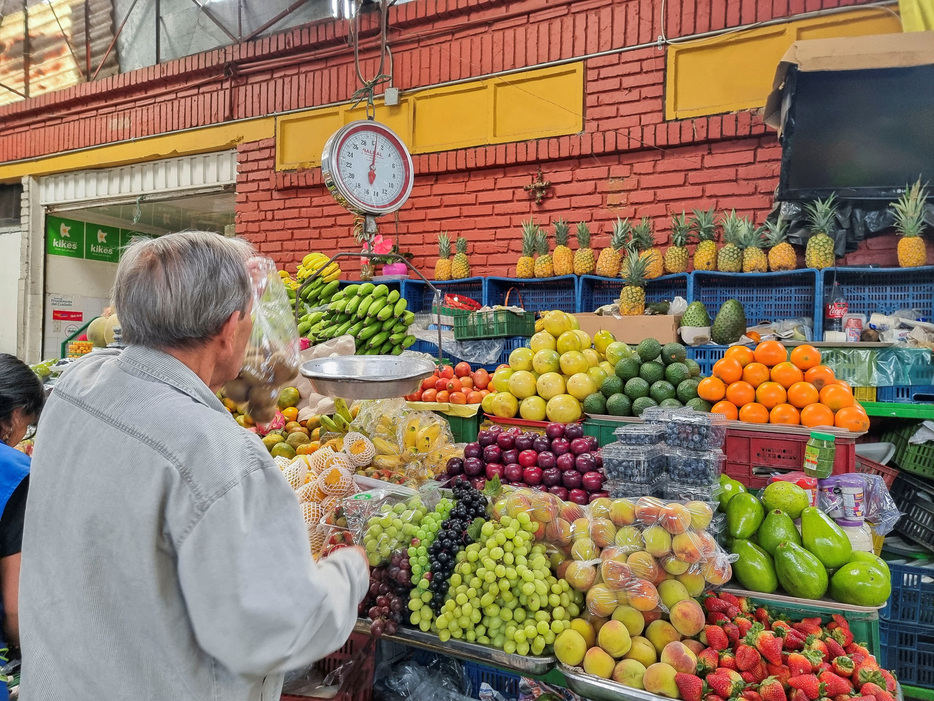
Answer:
882, 423, 934, 480
437, 411, 482, 444
583, 417, 629, 448
454, 309, 535, 340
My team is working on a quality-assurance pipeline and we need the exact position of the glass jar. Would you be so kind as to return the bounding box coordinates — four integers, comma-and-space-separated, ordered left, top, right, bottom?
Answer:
359, 262, 374, 281
803, 431, 836, 479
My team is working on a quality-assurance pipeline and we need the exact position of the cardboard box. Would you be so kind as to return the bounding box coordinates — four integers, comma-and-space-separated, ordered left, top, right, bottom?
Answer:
574, 313, 681, 346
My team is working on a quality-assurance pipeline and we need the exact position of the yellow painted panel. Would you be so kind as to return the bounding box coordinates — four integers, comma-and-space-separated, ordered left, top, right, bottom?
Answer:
413, 85, 490, 151
493, 65, 584, 140
345, 102, 414, 145
0, 117, 274, 183
666, 9, 902, 120
277, 109, 342, 171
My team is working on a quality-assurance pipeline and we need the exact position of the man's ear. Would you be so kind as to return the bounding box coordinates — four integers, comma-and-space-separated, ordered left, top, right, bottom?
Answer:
217, 310, 242, 350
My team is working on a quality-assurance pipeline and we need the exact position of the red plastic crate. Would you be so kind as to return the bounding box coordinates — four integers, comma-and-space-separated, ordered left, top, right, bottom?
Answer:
281, 632, 375, 701
855, 454, 900, 488
723, 428, 856, 489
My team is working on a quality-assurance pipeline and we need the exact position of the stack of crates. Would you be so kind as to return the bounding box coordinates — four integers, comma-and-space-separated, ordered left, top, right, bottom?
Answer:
880, 561, 934, 692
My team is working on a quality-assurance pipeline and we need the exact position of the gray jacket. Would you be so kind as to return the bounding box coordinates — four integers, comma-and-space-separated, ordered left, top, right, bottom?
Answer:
19, 346, 368, 700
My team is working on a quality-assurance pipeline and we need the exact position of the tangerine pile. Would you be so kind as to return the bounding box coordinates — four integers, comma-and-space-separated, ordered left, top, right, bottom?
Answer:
696, 341, 869, 432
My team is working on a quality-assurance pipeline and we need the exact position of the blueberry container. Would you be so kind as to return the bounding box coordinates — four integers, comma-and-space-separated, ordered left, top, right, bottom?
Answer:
641, 407, 688, 424
612, 424, 666, 446
662, 480, 720, 502
667, 448, 725, 485
608, 478, 667, 499
664, 411, 727, 450
602, 444, 667, 482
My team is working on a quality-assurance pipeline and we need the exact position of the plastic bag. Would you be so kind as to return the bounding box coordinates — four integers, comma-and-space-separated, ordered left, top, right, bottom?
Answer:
861, 473, 902, 536
222, 257, 300, 427
373, 651, 473, 701
519, 676, 584, 701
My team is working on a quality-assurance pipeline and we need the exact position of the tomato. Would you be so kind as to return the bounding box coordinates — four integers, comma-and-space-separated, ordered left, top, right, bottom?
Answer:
472, 369, 490, 390
440, 365, 455, 379
421, 388, 437, 402
496, 364, 510, 372
435, 377, 449, 391
436, 390, 450, 403
405, 391, 422, 401
421, 376, 436, 391
450, 392, 468, 405
467, 391, 483, 404
446, 378, 462, 393
460, 376, 474, 390
455, 361, 472, 377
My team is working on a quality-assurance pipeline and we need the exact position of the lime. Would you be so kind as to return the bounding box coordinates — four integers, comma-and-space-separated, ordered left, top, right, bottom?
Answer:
664, 362, 690, 386
582, 348, 600, 368
686, 397, 712, 412
567, 373, 598, 401
639, 361, 665, 385
560, 351, 589, 376
557, 331, 582, 354
661, 342, 687, 365
684, 359, 701, 378
605, 341, 634, 366
537, 372, 567, 400
508, 370, 539, 399
676, 378, 700, 403
530, 331, 558, 353
582, 393, 607, 415
593, 330, 616, 355
636, 338, 662, 362
546, 394, 582, 423
624, 377, 650, 399
649, 380, 676, 404
605, 393, 632, 417
659, 398, 684, 408
533, 349, 561, 375
491, 392, 519, 418
601, 376, 624, 398
632, 396, 659, 416
615, 357, 641, 382
520, 396, 548, 421
543, 311, 573, 338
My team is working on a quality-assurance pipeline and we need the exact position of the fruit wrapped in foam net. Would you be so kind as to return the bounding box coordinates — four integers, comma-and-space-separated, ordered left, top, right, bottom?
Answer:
282, 458, 309, 490
343, 431, 376, 467
308, 445, 335, 476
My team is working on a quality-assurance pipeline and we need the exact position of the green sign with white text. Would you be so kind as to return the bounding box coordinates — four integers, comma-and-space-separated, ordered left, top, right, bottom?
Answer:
85, 224, 121, 263
46, 216, 160, 262
46, 216, 84, 258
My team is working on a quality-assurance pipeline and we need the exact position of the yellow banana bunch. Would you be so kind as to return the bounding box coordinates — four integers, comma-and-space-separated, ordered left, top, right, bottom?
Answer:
371, 437, 400, 456
373, 454, 406, 470
402, 417, 420, 449
296, 253, 341, 281
416, 423, 441, 453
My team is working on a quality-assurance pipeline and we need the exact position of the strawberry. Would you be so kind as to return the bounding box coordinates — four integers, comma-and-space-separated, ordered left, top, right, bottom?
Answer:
877, 670, 897, 694
789, 674, 824, 701
736, 596, 754, 613
735, 616, 755, 638
755, 607, 772, 627
788, 653, 816, 678
819, 663, 833, 674
719, 650, 738, 671
859, 683, 894, 701
707, 670, 745, 699
724, 622, 741, 646
823, 637, 846, 659
818, 671, 854, 697
720, 591, 742, 608
751, 660, 770, 683
704, 694, 726, 701
781, 630, 808, 651
793, 619, 823, 637
703, 625, 731, 651
772, 620, 794, 635
676, 673, 707, 701
832, 695, 853, 701
831, 657, 855, 678
767, 663, 792, 689
742, 689, 763, 701
747, 624, 784, 665
704, 595, 732, 614
806, 636, 829, 662
848, 696, 878, 701
759, 675, 790, 701
789, 689, 812, 701
830, 626, 854, 648
698, 647, 721, 675
854, 667, 884, 688
847, 644, 873, 659
831, 614, 851, 633
726, 605, 743, 620
736, 643, 762, 671
709, 612, 731, 626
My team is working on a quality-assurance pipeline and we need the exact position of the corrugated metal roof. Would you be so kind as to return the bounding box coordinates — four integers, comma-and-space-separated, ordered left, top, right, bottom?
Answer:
0, 0, 117, 107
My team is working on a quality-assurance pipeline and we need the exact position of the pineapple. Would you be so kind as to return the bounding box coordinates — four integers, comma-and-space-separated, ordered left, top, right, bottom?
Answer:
892, 178, 929, 268
716, 210, 743, 273
632, 217, 664, 279
515, 220, 537, 278
804, 194, 838, 270
740, 219, 768, 273
573, 222, 596, 275
434, 232, 452, 281
552, 219, 573, 276
595, 217, 629, 278
534, 228, 554, 278
619, 249, 650, 316
690, 207, 718, 271
663, 211, 692, 274
764, 218, 796, 271
452, 237, 470, 279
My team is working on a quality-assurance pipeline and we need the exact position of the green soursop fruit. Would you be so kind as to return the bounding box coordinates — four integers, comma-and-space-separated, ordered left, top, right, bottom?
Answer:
681, 301, 711, 327
711, 299, 747, 345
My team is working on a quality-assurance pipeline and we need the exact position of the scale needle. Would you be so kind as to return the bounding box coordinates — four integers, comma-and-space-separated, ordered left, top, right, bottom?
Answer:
368, 135, 379, 185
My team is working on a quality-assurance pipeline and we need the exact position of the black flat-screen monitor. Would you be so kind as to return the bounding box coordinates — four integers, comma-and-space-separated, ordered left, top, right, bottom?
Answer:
777, 64, 934, 201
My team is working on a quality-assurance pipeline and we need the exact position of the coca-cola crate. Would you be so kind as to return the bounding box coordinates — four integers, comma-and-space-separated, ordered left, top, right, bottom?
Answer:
281, 632, 375, 701
723, 427, 856, 489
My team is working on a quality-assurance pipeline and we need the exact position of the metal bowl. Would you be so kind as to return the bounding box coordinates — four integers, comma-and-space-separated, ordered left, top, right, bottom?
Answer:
299, 355, 436, 400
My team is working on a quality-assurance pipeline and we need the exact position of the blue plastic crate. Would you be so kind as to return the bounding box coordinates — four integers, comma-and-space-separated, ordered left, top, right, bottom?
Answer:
822, 266, 934, 320
881, 561, 934, 627
690, 270, 822, 339
499, 336, 530, 367
400, 277, 486, 314
577, 273, 690, 313
463, 660, 521, 699
880, 620, 934, 688
410, 338, 503, 373
685, 345, 727, 376
486, 276, 577, 313
876, 385, 934, 403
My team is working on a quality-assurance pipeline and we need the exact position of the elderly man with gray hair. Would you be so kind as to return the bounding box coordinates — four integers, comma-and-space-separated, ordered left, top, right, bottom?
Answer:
19, 231, 369, 701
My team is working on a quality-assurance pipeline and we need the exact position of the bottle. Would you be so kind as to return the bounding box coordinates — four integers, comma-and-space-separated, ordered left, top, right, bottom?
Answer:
803, 431, 836, 479
824, 281, 848, 335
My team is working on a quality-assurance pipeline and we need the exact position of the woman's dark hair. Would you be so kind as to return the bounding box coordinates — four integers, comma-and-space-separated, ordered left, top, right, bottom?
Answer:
0, 353, 45, 426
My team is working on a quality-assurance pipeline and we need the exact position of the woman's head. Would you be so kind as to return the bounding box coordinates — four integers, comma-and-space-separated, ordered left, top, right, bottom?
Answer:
0, 353, 45, 447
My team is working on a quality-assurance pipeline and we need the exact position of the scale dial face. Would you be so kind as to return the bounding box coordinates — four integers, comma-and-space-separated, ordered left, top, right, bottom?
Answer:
321, 121, 415, 216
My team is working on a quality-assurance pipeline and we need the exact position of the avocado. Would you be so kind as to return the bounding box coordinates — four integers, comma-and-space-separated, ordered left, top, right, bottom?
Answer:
636, 338, 662, 362
583, 393, 607, 415
686, 397, 711, 412
601, 376, 624, 398
711, 299, 747, 345
829, 561, 891, 607
774, 541, 829, 600
639, 361, 665, 385
684, 358, 701, 377
665, 362, 691, 386
615, 357, 642, 382
624, 377, 650, 399
661, 342, 687, 365
649, 380, 676, 404
800, 506, 853, 570
757, 509, 802, 556
632, 396, 658, 416
659, 398, 684, 408
731, 539, 778, 594
726, 492, 765, 539
676, 378, 700, 403
605, 393, 632, 417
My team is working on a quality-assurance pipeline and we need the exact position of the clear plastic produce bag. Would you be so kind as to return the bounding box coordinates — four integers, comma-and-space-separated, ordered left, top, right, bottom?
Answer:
373, 652, 473, 701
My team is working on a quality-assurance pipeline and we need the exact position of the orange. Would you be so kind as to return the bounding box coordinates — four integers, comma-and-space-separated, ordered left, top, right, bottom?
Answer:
742, 362, 771, 388
467, 391, 483, 404
804, 365, 836, 390
724, 345, 756, 368
835, 380, 853, 393
712, 357, 744, 385
295, 443, 318, 456
697, 377, 727, 402
450, 392, 468, 405
281, 406, 299, 423
754, 340, 787, 367
790, 344, 822, 370
710, 400, 739, 420
725, 381, 756, 408
771, 361, 805, 389
746, 331, 762, 343
820, 384, 855, 412
738, 402, 770, 423
834, 405, 870, 432
787, 381, 820, 409
755, 381, 787, 410
800, 403, 835, 428
770, 403, 801, 425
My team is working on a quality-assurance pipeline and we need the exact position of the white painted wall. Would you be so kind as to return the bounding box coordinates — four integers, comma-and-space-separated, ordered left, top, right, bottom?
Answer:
42, 256, 116, 359
0, 226, 21, 355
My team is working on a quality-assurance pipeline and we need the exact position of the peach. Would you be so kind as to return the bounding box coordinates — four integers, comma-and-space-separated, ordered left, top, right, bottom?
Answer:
677, 569, 706, 597
598, 619, 633, 658
643, 662, 680, 698
701, 554, 732, 586
660, 503, 693, 535
642, 608, 663, 626
625, 636, 658, 667
643, 525, 673, 558
584, 611, 609, 635
695, 530, 719, 559
550, 551, 567, 570
660, 554, 691, 575
611, 604, 646, 637
601, 559, 633, 591
626, 578, 660, 612
529, 492, 560, 523
556, 559, 572, 581
669, 598, 705, 637
554, 629, 587, 666
587, 584, 619, 618
571, 517, 592, 541
612, 659, 647, 689
590, 497, 612, 520
615, 526, 645, 552
645, 619, 682, 655
564, 561, 598, 592
569, 617, 596, 648
505, 493, 532, 519
583, 647, 616, 679
561, 502, 587, 523
544, 518, 573, 546
626, 551, 660, 582
683, 639, 706, 656
609, 498, 636, 526
635, 496, 665, 525
672, 531, 703, 564
601, 546, 629, 562
685, 500, 714, 530
590, 517, 618, 548
657, 579, 691, 610
660, 641, 697, 674
572, 537, 599, 561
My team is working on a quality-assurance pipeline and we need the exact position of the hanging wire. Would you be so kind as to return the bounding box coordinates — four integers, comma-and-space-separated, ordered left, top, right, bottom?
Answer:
132, 196, 144, 225
348, 0, 392, 119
